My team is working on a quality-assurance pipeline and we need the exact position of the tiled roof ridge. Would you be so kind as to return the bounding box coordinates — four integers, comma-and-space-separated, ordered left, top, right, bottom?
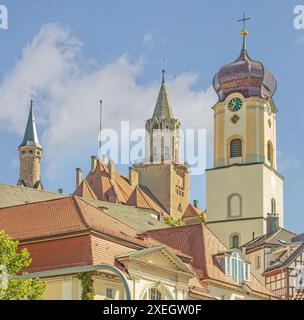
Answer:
71, 196, 91, 229
82, 179, 98, 200
0, 194, 71, 211
0, 182, 63, 196
111, 175, 130, 202
77, 196, 141, 235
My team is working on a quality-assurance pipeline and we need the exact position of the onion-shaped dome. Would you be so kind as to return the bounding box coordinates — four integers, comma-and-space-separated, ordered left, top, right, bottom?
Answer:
213, 34, 277, 102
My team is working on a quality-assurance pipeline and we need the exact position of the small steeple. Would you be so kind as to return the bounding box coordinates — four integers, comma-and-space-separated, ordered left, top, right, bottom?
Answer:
18, 99, 43, 190
19, 99, 42, 149
152, 69, 174, 119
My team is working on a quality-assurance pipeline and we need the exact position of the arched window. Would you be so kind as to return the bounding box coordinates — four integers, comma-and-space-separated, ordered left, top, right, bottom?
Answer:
141, 286, 171, 300
149, 288, 162, 300
230, 234, 240, 249
230, 138, 242, 158
267, 141, 273, 167
271, 198, 276, 214
228, 194, 242, 217
153, 123, 159, 131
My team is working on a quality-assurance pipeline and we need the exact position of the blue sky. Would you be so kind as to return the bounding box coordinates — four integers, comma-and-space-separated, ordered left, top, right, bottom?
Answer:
0, 0, 303, 233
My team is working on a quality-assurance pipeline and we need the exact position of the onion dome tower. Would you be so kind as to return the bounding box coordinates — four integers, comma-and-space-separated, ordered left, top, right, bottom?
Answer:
206, 15, 284, 248
213, 22, 277, 102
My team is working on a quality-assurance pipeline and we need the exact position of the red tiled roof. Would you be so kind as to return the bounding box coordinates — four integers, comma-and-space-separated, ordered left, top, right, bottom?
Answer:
20, 234, 93, 273
77, 159, 168, 215
146, 223, 275, 297
0, 195, 189, 273
293, 289, 304, 300
74, 179, 97, 200
183, 204, 202, 218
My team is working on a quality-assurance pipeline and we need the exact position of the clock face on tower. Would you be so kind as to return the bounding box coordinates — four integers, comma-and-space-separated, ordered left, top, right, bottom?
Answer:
228, 97, 243, 112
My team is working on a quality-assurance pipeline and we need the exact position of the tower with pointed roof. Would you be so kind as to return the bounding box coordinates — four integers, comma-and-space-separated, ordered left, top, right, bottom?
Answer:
17, 100, 43, 190
206, 19, 284, 248
145, 69, 180, 163
135, 70, 190, 220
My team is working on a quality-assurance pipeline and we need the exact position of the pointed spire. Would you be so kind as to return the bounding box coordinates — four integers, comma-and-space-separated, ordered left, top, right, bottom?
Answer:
19, 99, 42, 149
152, 70, 174, 119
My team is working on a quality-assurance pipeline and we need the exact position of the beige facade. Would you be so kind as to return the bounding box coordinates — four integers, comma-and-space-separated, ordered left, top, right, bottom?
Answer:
213, 93, 277, 168
38, 246, 198, 300
206, 163, 284, 247
136, 163, 189, 220
207, 92, 284, 248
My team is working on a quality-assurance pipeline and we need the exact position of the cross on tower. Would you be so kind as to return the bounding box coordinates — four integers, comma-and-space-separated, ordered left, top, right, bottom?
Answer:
237, 13, 251, 49
238, 13, 251, 31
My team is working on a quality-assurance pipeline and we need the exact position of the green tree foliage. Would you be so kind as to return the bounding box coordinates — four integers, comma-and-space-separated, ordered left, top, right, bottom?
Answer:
164, 217, 185, 226
0, 231, 45, 300
78, 272, 95, 300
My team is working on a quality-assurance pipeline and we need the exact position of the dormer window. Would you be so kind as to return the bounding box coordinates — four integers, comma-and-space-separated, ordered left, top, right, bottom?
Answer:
225, 251, 250, 283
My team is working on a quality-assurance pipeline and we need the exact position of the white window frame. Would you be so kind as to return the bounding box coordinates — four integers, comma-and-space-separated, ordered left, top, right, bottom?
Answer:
225, 252, 250, 283
149, 288, 162, 300
106, 287, 116, 300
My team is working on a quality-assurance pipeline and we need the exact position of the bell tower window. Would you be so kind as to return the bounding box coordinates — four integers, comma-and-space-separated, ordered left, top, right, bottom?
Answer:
267, 141, 274, 167
230, 138, 242, 158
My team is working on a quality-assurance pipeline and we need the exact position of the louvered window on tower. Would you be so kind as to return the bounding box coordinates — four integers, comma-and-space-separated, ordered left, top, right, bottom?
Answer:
230, 139, 242, 158
267, 141, 273, 165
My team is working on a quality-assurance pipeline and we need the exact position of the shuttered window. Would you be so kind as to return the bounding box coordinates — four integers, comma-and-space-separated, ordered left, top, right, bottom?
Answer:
267, 141, 273, 166
230, 139, 242, 158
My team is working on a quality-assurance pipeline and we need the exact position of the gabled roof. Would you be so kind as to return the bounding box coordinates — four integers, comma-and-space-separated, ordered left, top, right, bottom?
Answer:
0, 195, 186, 258
83, 198, 169, 232
116, 245, 193, 274
19, 103, 42, 149
264, 243, 304, 274
292, 233, 304, 243
77, 159, 168, 216
152, 71, 174, 119
145, 223, 275, 298
243, 228, 296, 252
0, 196, 135, 242
183, 204, 202, 219
74, 179, 97, 200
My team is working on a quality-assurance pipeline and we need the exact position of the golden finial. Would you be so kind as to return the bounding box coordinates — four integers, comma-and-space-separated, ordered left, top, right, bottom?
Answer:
238, 13, 251, 49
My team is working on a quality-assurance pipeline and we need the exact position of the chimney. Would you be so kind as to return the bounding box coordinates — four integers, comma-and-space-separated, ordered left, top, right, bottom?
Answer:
266, 213, 279, 236
129, 167, 139, 187
76, 168, 83, 188
193, 200, 198, 209
108, 160, 115, 179
91, 156, 97, 172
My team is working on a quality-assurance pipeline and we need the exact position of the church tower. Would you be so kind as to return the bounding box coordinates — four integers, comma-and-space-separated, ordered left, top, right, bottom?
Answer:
135, 70, 190, 220
17, 100, 43, 190
206, 22, 284, 247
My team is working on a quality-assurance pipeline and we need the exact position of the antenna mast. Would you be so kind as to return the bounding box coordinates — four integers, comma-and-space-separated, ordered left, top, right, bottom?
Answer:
98, 100, 103, 159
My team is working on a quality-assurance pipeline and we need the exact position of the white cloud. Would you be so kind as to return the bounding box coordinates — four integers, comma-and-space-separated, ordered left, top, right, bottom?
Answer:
142, 31, 156, 47
0, 23, 216, 187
